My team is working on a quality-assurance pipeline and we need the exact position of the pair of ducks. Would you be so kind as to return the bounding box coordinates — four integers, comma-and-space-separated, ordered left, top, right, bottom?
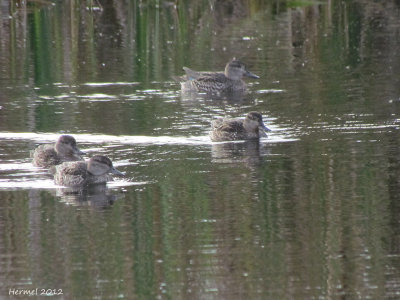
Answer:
32, 135, 123, 187
182, 59, 271, 141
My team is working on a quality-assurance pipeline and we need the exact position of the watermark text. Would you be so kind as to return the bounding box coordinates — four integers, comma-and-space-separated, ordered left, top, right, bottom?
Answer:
9, 288, 63, 296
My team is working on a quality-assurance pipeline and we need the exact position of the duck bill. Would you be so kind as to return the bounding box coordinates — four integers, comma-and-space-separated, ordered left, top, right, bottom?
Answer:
245, 70, 260, 79
259, 123, 271, 136
73, 147, 86, 156
111, 167, 125, 177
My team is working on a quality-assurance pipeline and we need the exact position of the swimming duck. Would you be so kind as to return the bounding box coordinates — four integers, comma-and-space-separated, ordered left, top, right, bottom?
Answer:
210, 111, 271, 142
53, 155, 124, 187
32, 135, 85, 167
181, 59, 259, 93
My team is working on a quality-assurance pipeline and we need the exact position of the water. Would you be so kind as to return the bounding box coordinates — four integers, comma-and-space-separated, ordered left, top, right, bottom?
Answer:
1, 0, 400, 299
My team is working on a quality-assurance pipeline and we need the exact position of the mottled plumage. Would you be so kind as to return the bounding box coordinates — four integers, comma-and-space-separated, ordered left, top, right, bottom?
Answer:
210, 112, 270, 142
53, 155, 124, 187
180, 59, 259, 93
31, 135, 85, 168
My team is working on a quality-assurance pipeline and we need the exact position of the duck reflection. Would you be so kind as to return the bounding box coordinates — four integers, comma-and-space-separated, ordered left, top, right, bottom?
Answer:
180, 87, 251, 103
211, 140, 269, 167
55, 184, 123, 208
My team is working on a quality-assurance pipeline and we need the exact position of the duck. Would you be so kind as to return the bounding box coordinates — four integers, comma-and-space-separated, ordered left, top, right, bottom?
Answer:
210, 111, 271, 142
31, 135, 85, 167
53, 155, 124, 187
180, 59, 259, 93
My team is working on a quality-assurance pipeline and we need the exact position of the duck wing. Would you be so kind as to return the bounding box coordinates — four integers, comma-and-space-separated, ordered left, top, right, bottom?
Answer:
210, 119, 246, 142
59, 162, 87, 176
32, 144, 61, 167
192, 73, 228, 92
182, 67, 225, 80
54, 161, 88, 186
182, 67, 202, 80
217, 119, 245, 133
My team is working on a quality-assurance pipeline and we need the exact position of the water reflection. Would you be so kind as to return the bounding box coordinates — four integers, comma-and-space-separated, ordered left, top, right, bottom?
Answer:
181, 88, 252, 103
1, 0, 400, 299
211, 140, 267, 168
54, 184, 122, 208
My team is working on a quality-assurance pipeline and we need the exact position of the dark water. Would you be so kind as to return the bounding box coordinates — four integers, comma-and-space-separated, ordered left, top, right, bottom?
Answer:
1, 0, 400, 299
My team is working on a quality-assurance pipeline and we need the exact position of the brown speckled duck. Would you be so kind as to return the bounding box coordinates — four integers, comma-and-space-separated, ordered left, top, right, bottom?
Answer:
31, 135, 85, 167
53, 155, 124, 187
181, 59, 259, 93
210, 112, 271, 142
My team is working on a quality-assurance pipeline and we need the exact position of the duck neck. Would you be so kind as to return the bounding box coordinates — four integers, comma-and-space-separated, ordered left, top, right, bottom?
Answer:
55, 143, 69, 158
243, 119, 259, 134
224, 67, 241, 81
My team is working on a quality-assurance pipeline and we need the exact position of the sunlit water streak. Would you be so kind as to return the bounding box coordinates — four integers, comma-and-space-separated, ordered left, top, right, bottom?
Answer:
0, 179, 56, 189
0, 167, 138, 190
256, 89, 286, 94
0, 179, 142, 191
82, 82, 140, 87
0, 132, 295, 190
0, 131, 296, 145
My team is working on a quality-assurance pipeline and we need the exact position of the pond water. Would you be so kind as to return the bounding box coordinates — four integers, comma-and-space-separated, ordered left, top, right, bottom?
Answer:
1, 0, 400, 299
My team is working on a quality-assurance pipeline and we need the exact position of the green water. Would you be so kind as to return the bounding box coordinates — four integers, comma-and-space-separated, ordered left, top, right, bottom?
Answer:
1, 0, 400, 299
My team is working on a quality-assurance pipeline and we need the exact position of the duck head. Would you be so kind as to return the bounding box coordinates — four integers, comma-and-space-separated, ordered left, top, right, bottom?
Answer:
245, 111, 271, 135
55, 135, 86, 158
224, 59, 260, 81
87, 155, 124, 176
